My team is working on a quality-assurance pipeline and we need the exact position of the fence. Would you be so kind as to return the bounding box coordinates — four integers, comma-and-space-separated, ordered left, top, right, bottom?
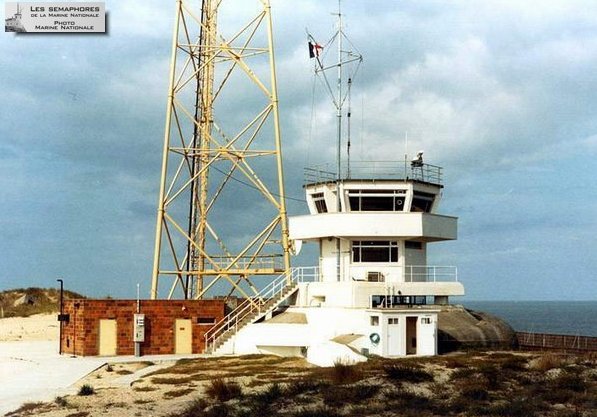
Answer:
516, 331, 597, 352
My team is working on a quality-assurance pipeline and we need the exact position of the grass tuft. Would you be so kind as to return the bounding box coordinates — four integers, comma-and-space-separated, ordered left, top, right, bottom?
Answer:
205, 378, 243, 402
163, 388, 195, 399
384, 364, 434, 383
328, 360, 362, 385
77, 384, 95, 396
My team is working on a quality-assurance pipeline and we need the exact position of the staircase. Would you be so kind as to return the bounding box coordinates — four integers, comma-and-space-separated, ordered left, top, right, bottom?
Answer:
204, 267, 318, 354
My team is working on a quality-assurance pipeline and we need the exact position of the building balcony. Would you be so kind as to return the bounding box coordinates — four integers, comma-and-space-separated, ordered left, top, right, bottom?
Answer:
289, 212, 457, 242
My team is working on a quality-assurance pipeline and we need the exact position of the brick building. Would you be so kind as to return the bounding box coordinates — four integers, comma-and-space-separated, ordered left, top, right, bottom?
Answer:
60, 299, 226, 356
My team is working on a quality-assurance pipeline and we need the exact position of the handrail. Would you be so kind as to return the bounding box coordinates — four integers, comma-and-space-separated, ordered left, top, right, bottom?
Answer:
204, 266, 319, 353
402, 265, 458, 282
304, 160, 443, 186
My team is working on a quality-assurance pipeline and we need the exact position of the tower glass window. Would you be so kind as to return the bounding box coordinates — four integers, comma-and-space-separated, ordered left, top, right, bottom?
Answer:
411, 191, 435, 213
352, 241, 398, 262
348, 190, 406, 211
311, 192, 327, 213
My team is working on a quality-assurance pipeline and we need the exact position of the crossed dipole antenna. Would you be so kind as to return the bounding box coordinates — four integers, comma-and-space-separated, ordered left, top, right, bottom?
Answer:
150, 0, 291, 301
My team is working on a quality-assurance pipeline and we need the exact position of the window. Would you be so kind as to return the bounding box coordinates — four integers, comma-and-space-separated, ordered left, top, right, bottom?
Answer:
197, 317, 216, 325
348, 189, 406, 211
411, 191, 435, 213
370, 316, 379, 326
421, 317, 432, 324
311, 192, 327, 213
388, 318, 399, 325
352, 241, 398, 263
405, 241, 423, 250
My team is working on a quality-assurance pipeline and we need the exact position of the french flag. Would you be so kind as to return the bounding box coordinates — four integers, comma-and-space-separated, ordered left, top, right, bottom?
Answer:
308, 41, 323, 58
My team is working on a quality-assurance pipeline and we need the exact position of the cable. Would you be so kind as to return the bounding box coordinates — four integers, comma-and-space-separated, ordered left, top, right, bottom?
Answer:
211, 165, 306, 203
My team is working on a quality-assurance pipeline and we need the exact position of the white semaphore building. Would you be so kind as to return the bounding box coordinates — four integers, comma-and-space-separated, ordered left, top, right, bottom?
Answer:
208, 159, 464, 366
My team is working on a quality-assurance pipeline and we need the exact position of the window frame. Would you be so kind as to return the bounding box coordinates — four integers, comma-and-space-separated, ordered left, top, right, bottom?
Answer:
352, 240, 399, 263
347, 189, 407, 212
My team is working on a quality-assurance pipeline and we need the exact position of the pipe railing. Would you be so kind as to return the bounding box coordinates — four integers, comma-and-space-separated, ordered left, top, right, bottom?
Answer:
204, 266, 319, 353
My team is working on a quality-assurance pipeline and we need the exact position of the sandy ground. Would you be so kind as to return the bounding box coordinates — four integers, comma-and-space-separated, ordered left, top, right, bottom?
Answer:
0, 314, 213, 416
0, 314, 59, 342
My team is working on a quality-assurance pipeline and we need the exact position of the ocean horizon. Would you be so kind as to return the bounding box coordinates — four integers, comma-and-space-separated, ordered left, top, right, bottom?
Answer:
462, 300, 597, 337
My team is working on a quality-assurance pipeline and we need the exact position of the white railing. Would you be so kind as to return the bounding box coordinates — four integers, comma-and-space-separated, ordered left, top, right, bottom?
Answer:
304, 160, 443, 186
402, 265, 458, 282
204, 266, 319, 353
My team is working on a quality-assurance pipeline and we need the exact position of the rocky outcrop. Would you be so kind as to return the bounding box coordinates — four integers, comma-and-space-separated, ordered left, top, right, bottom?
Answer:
438, 305, 517, 352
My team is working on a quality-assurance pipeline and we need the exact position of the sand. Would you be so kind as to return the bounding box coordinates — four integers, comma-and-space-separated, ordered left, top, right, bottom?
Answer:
0, 313, 59, 342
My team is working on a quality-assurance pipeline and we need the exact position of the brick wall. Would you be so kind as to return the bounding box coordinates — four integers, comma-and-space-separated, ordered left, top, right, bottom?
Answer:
60, 299, 225, 356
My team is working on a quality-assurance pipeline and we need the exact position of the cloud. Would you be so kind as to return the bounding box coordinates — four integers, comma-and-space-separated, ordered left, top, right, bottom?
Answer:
1, 0, 596, 300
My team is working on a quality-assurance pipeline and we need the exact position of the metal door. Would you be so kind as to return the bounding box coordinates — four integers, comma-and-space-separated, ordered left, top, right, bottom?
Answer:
175, 319, 192, 354
98, 319, 117, 356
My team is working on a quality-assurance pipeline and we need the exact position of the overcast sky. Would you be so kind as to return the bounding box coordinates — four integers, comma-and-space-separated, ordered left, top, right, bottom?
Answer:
1, 0, 596, 301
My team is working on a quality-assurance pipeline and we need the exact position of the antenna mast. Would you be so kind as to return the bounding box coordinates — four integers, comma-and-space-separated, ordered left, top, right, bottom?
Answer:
309, 0, 362, 281
151, 0, 291, 300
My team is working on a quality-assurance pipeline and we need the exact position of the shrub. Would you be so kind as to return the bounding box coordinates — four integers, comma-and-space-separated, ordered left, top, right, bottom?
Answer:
328, 361, 362, 385
450, 367, 476, 380
530, 353, 564, 371
65, 412, 90, 417
477, 363, 501, 389
5, 402, 45, 416
244, 383, 284, 413
166, 398, 208, 417
383, 364, 433, 383
551, 372, 588, 393
163, 388, 195, 398
500, 355, 528, 371
206, 378, 243, 402
54, 396, 68, 406
293, 406, 341, 417
78, 384, 95, 396
322, 384, 380, 407
284, 378, 328, 396
488, 397, 542, 417
459, 385, 489, 401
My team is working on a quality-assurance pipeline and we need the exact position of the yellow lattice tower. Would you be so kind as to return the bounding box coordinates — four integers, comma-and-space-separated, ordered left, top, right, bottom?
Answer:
151, 0, 291, 300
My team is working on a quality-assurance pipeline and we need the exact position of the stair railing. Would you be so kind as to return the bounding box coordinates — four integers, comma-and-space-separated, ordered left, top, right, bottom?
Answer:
204, 266, 319, 353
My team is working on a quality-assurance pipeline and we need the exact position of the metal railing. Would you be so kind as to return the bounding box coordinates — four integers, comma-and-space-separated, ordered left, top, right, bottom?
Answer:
197, 254, 283, 271
402, 265, 458, 282
304, 160, 443, 186
204, 266, 319, 353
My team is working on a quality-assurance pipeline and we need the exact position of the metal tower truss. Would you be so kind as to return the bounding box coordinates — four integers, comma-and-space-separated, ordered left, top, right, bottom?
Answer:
151, 0, 291, 300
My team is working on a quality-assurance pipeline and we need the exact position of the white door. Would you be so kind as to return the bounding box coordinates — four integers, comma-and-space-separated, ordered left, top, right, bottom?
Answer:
387, 317, 401, 356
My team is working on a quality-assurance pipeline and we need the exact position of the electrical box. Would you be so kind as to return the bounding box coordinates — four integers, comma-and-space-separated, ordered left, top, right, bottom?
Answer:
133, 314, 145, 342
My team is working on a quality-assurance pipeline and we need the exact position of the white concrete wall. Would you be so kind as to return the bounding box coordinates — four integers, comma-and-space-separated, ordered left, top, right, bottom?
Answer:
297, 281, 464, 308
289, 212, 457, 242
227, 307, 438, 360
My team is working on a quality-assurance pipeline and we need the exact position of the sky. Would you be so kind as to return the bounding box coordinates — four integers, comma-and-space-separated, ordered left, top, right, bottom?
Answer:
1, 0, 596, 301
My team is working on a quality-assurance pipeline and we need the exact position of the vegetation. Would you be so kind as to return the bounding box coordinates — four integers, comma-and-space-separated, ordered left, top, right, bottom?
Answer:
0, 287, 84, 318
7, 351, 596, 417
77, 384, 95, 396
162, 351, 596, 417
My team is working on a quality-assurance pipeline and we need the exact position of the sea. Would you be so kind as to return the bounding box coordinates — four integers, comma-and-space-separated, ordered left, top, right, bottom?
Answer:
462, 301, 597, 337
